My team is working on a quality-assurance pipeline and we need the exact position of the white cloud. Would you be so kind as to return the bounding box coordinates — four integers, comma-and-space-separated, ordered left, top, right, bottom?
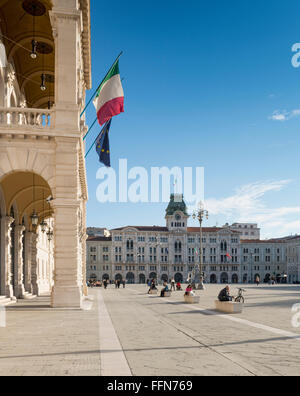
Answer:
190, 180, 300, 239
270, 109, 300, 122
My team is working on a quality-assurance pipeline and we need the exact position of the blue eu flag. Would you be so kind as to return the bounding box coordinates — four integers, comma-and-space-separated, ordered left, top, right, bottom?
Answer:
95, 119, 112, 167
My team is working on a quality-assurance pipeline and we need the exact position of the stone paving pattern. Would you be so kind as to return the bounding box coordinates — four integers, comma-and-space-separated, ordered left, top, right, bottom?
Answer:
0, 284, 300, 376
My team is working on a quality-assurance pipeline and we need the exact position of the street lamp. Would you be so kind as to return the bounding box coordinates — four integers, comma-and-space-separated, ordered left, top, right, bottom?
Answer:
192, 202, 209, 290
30, 210, 39, 227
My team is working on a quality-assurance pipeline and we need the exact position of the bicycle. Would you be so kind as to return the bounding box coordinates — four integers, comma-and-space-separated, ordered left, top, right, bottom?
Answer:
234, 288, 246, 303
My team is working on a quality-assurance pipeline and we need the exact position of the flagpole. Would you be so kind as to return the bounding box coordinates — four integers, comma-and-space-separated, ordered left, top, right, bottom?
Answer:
80, 51, 123, 118
83, 117, 98, 141
85, 129, 103, 159
84, 120, 109, 159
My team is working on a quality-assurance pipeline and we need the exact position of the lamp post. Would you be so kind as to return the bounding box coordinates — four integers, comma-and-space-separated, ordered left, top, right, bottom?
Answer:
192, 202, 209, 290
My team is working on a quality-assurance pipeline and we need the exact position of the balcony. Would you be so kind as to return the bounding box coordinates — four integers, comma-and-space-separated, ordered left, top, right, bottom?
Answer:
0, 107, 53, 130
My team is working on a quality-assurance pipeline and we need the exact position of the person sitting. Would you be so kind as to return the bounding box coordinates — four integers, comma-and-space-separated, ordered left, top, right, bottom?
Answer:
184, 284, 193, 296
176, 282, 182, 291
160, 282, 170, 297
218, 285, 233, 302
148, 279, 157, 294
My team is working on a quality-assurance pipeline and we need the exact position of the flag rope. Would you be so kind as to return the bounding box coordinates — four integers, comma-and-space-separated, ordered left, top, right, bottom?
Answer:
80, 51, 123, 119
84, 120, 110, 159
83, 117, 98, 141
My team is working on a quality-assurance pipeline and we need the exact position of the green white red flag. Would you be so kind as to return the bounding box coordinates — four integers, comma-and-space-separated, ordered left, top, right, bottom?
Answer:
93, 60, 124, 126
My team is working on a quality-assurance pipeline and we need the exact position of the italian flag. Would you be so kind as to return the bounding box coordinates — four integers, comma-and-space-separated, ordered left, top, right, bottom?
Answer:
93, 60, 124, 126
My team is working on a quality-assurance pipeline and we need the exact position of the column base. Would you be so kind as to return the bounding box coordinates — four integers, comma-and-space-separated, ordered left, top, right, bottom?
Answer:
5, 284, 14, 299
51, 286, 83, 308
14, 284, 26, 299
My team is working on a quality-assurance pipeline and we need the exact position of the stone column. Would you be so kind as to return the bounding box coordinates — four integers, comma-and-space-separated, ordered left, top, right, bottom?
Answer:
51, 204, 82, 308
14, 225, 26, 298
0, 216, 14, 298
23, 231, 33, 293
82, 234, 88, 296
31, 233, 39, 296
49, 1, 82, 131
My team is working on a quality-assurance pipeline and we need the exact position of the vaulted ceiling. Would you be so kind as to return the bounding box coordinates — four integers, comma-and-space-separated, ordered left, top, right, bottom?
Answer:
0, 0, 54, 108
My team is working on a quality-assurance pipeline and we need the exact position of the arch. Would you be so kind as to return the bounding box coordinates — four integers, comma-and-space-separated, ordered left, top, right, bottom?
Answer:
149, 272, 157, 280
232, 274, 238, 284
20, 69, 54, 92
102, 274, 109, 281
0, 150, 56, 193
89, 274, 97, 280
126, 272, 135, 284
115, 273, 122, 281
0, 184, 6, 216
210, 274, 217, 284
220, 272, 228, 284
264, 273, 271, 283
174, 273, 183, 283
7, 36, 54, 62
139, 274, 146, 284
0, 171, 53, 227
161, 274, 168, 282
33, 95, 55, 109
254, 274, 260, 283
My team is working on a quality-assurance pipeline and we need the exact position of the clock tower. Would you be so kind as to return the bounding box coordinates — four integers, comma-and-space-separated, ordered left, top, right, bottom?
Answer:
165, 194, 189, 231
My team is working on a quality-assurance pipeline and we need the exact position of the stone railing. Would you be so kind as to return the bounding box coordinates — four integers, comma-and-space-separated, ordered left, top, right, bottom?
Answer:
0, 107, 53, 129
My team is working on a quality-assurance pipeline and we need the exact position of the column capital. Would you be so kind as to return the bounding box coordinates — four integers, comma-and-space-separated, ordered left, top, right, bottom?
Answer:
15, 225, 25, 234
2, 216, 14, 228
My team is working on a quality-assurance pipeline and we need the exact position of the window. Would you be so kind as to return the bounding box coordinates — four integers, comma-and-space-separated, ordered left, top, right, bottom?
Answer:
90, 247, 96, 252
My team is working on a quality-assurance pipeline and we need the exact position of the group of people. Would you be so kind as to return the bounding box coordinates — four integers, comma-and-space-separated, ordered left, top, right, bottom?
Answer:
87, 279, 126, 290
147, 278, 194, 298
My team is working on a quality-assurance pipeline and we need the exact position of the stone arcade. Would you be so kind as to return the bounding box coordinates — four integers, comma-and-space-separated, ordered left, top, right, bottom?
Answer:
0, 0, 91, 308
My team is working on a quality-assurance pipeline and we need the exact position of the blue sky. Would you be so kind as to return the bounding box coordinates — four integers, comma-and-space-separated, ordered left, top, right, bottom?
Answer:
85, 0, 300, 238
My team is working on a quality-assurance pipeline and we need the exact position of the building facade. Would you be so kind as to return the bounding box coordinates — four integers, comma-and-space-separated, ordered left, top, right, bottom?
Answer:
86, 195, 300, 285
0, 0, 91, 307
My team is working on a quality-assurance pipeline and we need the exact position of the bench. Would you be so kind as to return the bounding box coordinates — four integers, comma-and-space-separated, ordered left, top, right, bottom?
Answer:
184, 295, 200, 304
148, 289, 158, 295
215, 300, 243, 314
163, 291, 171, 297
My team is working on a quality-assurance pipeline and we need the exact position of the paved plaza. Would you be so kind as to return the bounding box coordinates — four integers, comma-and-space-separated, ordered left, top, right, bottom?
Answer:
0, 284, 300, 376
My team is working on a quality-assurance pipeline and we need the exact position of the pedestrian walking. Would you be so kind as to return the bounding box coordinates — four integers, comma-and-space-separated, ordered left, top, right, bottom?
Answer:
171, 278, 175, 291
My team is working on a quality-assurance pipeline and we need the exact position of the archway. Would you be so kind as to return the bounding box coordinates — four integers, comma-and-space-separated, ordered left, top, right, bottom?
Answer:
139, 274, 146, 284
102, 274, 109, 281
264, 274, 271, 283
232, 274, 238, 284
161, 274, 168, 283
210, 274, 217, 284
149, 272, 157, 280
254, 274, 260, 283
126, 272, 135, 284
174, 273, 183, 283
243, 274, 248, 283
115, 273, 122, 281
220, 272, 228, 284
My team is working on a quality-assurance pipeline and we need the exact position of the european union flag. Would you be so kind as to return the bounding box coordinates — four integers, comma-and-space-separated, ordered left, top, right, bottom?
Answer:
95, 119, 112, 167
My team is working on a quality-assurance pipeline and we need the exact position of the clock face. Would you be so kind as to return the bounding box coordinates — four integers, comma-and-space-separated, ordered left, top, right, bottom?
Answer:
175, 214, 181, 221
